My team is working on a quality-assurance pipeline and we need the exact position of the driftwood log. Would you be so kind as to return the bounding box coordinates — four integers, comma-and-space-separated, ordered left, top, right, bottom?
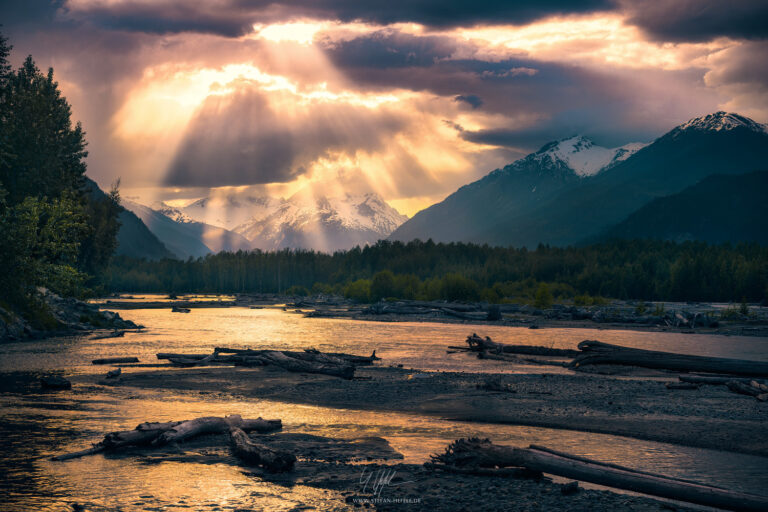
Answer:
52, 415, 282, 462
92, 357, 139, 365
155, 415, 281, 445
431, 438, 768, 512
156, 347, 373, 378
569, 340, 768, 377
465, 334, 579, 357
229, 427, 295, 472
243, 350, 356, 379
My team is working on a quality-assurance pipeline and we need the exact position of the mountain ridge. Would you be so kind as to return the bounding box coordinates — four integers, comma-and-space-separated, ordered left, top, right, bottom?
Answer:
390, 111, 768, 247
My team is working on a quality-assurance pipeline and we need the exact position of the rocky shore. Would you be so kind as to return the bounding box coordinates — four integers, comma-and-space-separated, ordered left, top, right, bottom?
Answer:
0, 288, 139, 342
282, 297, 768, 337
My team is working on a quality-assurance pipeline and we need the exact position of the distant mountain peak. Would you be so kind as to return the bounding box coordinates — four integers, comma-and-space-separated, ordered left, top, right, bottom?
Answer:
675, 111, 767, 134
526, 135, 647, 177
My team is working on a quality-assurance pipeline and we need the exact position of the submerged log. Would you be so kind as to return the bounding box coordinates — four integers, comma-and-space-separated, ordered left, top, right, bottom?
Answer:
92, 357, 139, 365
40, 376, 72, 390
229, 427, 295, 472
569, 340, 768, 377
90, 330, 125, 340
466, 334, 579, 357
431, 438, 768, 512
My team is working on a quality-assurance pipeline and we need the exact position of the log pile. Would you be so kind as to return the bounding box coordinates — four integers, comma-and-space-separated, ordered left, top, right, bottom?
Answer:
429, 438, 768, 512
153, 347, 379, 379
52, 414, 291, 472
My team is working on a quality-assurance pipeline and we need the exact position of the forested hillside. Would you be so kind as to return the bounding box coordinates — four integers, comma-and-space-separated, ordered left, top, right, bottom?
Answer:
0, 32, 121, 326
106, 239, 768, 303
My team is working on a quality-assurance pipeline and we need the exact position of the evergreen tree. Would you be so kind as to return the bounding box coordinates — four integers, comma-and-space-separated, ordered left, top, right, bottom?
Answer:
0, 55, 87, 205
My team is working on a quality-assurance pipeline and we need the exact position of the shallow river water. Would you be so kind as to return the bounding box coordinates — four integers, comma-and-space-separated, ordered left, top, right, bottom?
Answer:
1, 304, 767, 511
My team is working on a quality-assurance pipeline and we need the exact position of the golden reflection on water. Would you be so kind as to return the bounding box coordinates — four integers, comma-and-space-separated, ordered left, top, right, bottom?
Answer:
1, 302, 768, 510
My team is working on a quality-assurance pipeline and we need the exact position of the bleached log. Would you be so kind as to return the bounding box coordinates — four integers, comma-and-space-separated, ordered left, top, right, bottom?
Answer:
431, 439, 768, 512
229, 427, 295, 472
155, 415, 282, 445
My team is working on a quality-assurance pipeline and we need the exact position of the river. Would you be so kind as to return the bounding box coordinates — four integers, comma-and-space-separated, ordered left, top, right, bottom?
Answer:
1, 304, 767, 511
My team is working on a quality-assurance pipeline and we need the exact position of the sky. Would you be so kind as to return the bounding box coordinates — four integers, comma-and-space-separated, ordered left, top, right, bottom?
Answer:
1, 0, 767, 216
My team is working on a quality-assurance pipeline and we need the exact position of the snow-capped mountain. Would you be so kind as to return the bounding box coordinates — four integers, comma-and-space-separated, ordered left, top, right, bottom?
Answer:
392, 134, 647, 244
177, 195, 284, 231
152, 203, 196, 224
672, 111, 767, 135
529, 136, 647, 177
391, 111, 768, 247
233, 191, 408, 252
164, 190, 407, 253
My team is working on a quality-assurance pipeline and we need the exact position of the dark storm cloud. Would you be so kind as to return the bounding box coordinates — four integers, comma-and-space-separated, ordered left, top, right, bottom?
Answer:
57, 0, 615, 37
287, 0, 615, 28
318, 30, 457, 68
454, 94, 483, 109
164, 82, 408, 187
62, 2, 256, 37
320, 29, 721, 148
622, 0, 768, 42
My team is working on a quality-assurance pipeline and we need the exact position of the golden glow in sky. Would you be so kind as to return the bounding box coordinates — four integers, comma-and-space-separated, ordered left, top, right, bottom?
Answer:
53, 6, 753, 216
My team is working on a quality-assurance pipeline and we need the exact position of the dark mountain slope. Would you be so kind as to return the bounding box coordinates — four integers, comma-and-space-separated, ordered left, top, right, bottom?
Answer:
597, 170, 768, 245
83, 178, 174, 260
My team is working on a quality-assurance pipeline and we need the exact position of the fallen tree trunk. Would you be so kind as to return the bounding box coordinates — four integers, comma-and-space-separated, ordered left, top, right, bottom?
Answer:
229, 427, 295, 472
570, 340, 768, 377
92, 357, 139, 365
431, 438, 768, 512
53, 415, 282, 461
466, 334, 579, 357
